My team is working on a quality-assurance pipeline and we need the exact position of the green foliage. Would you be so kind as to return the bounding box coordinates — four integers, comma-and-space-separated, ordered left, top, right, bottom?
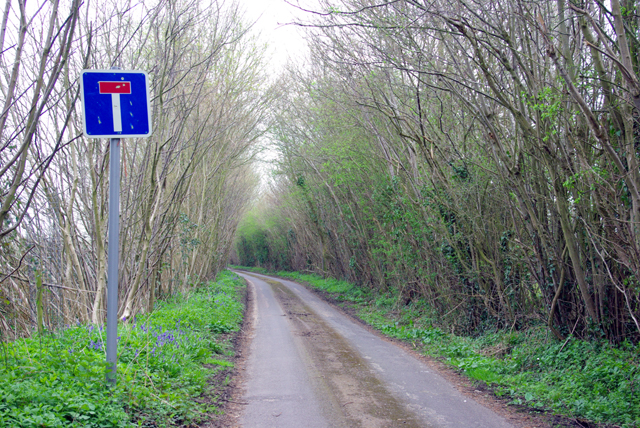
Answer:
529, 87, 563, 121
235, 207, 291, 271
0, 271, 245, 427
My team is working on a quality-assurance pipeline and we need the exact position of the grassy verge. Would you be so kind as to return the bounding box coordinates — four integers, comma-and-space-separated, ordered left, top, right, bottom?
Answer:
0, 270, 245, 427
236, 267, 639, 428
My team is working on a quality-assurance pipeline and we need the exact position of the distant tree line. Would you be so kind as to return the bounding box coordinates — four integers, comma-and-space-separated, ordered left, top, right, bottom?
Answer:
234, 0, 640, 343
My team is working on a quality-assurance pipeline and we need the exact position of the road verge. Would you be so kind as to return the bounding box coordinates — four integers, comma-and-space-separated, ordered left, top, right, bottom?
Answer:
0, 270, 246, 427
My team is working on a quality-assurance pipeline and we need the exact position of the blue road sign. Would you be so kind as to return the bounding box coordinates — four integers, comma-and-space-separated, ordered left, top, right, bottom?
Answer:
81, 70, 152, 138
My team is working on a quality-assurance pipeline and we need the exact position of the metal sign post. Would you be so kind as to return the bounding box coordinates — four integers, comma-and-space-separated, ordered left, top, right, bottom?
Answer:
106, 137, 120, 386
80, 69, 152, 386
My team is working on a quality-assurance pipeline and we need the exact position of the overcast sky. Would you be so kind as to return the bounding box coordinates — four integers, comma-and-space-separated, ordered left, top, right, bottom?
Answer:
239, 0, 312, 74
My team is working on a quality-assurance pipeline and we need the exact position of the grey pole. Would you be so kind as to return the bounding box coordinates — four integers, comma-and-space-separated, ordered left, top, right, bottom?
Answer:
106, 137, 121, 386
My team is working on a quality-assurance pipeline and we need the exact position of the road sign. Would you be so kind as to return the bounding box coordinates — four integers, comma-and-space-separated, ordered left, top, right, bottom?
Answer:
80, 70, 152, 138
80, 69, 152, 386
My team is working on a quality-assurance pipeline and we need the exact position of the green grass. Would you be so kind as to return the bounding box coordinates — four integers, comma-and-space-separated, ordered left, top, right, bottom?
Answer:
236, 266, 640, 428
0, 270, 245, 427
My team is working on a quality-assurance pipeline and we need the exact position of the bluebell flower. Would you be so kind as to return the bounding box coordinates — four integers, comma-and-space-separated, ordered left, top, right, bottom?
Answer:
89, 340, 102, 350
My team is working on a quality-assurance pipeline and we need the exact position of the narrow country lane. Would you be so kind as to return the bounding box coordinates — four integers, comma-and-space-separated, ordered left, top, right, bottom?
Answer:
234, 272, 515, 428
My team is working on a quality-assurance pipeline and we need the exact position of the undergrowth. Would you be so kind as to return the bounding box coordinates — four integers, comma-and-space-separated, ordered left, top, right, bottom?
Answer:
0, 270, 245, 427
237, 266, 640, 428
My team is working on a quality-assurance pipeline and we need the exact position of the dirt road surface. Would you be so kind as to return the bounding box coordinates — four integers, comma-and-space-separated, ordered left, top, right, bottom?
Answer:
234, 272, 516, 428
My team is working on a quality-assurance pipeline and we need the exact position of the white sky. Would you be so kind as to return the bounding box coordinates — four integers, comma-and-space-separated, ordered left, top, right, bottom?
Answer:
238, 0, 313, 75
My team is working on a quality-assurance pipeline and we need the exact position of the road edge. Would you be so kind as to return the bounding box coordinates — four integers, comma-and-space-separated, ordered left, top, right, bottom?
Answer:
201, 272, 256, 428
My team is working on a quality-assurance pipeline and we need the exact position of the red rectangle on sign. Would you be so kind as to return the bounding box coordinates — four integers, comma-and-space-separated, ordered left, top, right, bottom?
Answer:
99, 81, 131, 94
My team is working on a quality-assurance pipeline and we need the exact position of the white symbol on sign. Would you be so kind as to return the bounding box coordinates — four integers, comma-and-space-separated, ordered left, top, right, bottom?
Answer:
99, 81, 132, 132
